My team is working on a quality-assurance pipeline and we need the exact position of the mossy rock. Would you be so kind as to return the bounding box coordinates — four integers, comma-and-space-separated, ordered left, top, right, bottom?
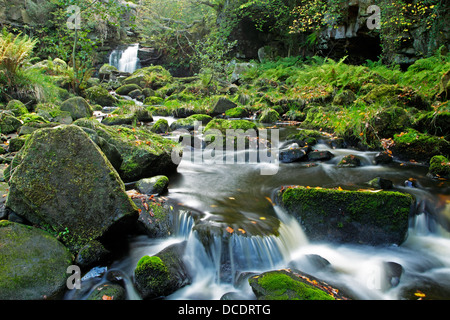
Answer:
115, 84, 142, 96
332, 89, 356, 106
5, 125, 138, 252
75, 240, 111, 271
144, 96, 164, 105
248, 269, 345, 300
136, 175, 169, 195
0, 221, 73, 300
392, 129, 450, 162
60, 97, 93, 120
278, 186, 413, 245
428, 155, 450, 179
211, 97, 238, 116
225, 106, 250, 119
369, 106, 413, 139
5, 100, 29, 116
35, 103, 73, 124
203, 118, 257, 135
286, 129, 325, 146
98, 64, 118, 81
413, 110, 450, 139
0, 112, 22, 134
134, 242, 191, 299
337, 154, 361, 167
123, 66, 173, 90
102, 113, 137, 126
170, 114, 212, 131
134, 195, 177, 238
258, 108, 280, 124
84, 85, 117, 107
151, 118, 170, 134
73, 119, 179, 182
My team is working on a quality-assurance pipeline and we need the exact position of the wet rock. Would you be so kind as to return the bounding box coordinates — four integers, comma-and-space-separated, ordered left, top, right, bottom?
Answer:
87, 283, 126, 300
374, 150, 393, 164
308, 150, 334, 161
278, 186, 413, 245
5, 125, 139, 252
279, 144, 309, 163
134, 241, 191, 299
367, 177, 394, 189
84, 85, 117, 107
75, 240, 111, 271
338, 154, 361, 167
0, 221, 73, 300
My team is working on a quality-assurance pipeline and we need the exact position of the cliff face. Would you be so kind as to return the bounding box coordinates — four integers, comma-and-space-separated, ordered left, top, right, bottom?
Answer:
229, 0, 449, 65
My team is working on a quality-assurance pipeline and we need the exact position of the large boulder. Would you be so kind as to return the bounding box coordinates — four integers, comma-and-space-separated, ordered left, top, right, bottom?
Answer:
278, 186, 413, 245
0, 221, 73, 300
73, 119, 179, 182
134, 241, 191, 299
60, 97, 93, 120
122, 65, 173, 90
211, 97, 238, 116
5, 125, 138, 252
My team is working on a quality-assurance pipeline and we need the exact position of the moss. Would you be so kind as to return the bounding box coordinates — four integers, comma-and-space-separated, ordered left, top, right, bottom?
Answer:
279, 186, 413, 245
249, 271, 335, 300
393, 129, 450, 162
258, 108, 280, 124
203, 118, 257, 135
84, 85, 117, 107
5, 100, 29, 116
115, 84, 142, 96
429, 155, 450, 178
151, 118, 170, 134
225, 106, 250, 118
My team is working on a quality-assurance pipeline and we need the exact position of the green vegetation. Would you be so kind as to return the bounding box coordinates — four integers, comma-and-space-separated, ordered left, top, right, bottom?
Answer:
249, 270, 335, 300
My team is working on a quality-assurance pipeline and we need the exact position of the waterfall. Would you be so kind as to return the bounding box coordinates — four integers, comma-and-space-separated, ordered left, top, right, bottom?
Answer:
109, 43, 141, 73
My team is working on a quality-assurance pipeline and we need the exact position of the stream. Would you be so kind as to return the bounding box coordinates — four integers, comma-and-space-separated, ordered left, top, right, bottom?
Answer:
64, 122, 450, 300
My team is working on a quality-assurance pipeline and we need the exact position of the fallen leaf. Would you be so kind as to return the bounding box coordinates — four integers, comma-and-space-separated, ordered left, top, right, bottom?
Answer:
226, 226, 234, 234
238, 228, 246, 234
102, 295, 113, 300
259, 217, 266, 220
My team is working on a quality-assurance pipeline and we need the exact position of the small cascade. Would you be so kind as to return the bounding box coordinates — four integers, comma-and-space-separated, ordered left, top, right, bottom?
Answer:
109, 43, 141, 73
180, 205, 309, 289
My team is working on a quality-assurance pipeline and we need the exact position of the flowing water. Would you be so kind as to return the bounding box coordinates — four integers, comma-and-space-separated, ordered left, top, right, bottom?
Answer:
109, 43, 141, 73
66, 123, 450, 300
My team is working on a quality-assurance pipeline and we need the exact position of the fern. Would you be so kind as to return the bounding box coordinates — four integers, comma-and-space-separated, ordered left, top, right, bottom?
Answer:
0, 29, 37, 77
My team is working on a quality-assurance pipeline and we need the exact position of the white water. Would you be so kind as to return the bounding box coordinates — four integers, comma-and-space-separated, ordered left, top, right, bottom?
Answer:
109, 43, 140, 73
66, 124, 450, 300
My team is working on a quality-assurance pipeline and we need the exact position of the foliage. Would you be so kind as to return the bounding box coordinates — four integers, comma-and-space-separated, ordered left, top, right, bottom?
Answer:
0, 29, 37, 81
